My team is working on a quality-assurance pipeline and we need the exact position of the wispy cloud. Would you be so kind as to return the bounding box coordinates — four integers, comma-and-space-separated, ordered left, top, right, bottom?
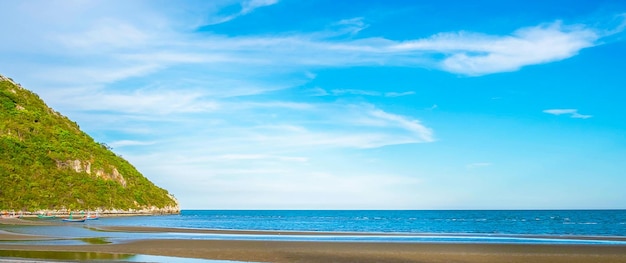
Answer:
318, 88, 415, 97
49, 88, 219, 115
332, 17, 369, 36
392, 22, 600, 75
332, 89, 381, 96
3, 2, 624, 89
130, 151, 423, 209
8, 13, 621, 97
543, 109, 593, 119
368, 108, 434, 143
224, 104, 435, 149
56, 19, 149, 49
385, 91, 416, 97
241, 0, 279, 14
206, 0, 280, 25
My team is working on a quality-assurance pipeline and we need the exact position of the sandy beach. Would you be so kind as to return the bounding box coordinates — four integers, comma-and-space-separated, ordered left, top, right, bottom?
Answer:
1, 222, 626, 262
2, 239, 626, 263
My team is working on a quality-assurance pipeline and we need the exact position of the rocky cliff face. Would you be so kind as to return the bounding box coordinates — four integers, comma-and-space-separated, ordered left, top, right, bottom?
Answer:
0, 74, 179, 214
56, 159, 128, 187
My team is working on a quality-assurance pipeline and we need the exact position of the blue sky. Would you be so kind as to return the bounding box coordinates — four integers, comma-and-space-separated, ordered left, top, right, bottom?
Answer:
1, 0, 625, 209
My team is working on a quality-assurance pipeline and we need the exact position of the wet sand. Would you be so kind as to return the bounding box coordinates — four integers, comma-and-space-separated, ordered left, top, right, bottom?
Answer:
0, 230, 52, 241
0, 218, 60, 226
1, 240, 626, 263
1, 223, 626, 262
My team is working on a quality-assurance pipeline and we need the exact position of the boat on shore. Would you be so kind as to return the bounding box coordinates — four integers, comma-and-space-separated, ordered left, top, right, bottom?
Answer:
86, 211, 99, 220
62, 212, 85, 223
1, 211, 22, 219
86, 216, 99, 220
62, 218, 86, 222
37, 213, 56, 219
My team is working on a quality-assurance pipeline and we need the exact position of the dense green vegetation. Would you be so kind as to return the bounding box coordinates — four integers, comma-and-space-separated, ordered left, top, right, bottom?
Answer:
0, 75, 178, 212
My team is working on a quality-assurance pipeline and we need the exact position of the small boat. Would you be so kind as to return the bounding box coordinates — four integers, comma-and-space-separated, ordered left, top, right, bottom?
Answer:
38, 213, 56, 219
85, 211, 99, 220
62, 218, 86, 222
62, 212, 85, 222
2, 211, 22, 219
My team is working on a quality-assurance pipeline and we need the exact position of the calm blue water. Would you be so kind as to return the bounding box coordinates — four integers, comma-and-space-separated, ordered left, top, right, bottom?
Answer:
92, 210, 626, 237
3, 210, 626, 245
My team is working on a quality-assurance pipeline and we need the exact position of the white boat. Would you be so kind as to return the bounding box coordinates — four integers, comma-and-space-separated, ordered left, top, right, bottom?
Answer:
86, 211, 99, 220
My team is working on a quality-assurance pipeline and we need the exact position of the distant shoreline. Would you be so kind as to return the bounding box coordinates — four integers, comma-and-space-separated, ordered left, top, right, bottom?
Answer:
0, 210, 179, 219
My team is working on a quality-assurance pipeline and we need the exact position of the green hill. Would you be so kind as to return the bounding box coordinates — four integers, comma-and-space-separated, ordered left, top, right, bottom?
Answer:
0, 74, 179, 213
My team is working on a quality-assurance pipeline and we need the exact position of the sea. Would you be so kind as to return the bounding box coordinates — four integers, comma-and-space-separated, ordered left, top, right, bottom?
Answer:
99, 210, 626, 236
2, 210, 626, 262
84, 210, 626, 244
3, 210, 626, 245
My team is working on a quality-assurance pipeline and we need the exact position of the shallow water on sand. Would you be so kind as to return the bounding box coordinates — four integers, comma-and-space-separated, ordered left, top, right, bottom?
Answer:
90, 210, 626, 236
2, 210, 626, 245
0, 250, 248, 263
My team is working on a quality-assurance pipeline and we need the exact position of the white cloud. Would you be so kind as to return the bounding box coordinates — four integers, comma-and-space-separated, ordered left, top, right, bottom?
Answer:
544, 109, 578, 115
308, 87, 329, 96
368, 108, 434, 143
231, 104, 435, 149
332, 89, 381, 96
206, 0, 280, 25
571, 112, 593, 119
37, 64, 161, 86
317, 89, 415, 98
54, 88, 219, 115
543, 109, 592, 119
241, 0, 279, 14
57, 20, 149, 49
13, 16, 616, 94
333, 17, 368, 35
393, 22, 599, 75
2, 2, 623, 87
128, 150, 423, 209
230, 101, 314, 110
385, 91, 415, 97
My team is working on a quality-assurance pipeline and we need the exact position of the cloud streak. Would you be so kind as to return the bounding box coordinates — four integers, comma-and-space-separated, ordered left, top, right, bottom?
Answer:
543, 109, 593, 119
204, 0, 280, 25
2, 2, 623, 91
392, 22, 600, 75
328, 89, 416, 97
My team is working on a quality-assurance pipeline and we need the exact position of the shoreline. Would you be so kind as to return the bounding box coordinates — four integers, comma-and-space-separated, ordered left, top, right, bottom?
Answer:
1, 212, 178, 219
4, 219, 626, 242
1, 224, 626, 262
